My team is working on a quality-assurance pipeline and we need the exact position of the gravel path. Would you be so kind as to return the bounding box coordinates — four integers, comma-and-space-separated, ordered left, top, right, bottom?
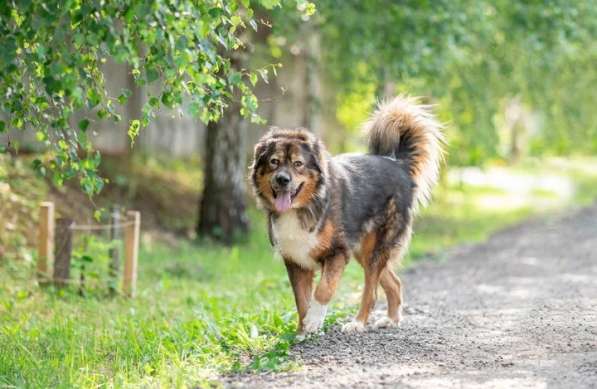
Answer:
227, 204, 597, 388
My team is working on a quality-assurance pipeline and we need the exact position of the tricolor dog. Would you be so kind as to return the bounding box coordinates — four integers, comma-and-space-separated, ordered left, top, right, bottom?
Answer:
250, 96, 444, 336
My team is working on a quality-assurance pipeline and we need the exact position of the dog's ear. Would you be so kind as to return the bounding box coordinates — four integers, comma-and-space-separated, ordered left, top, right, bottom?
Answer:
251, 138, 271, 170
299, 137, 326, 175
310, 144, 324, 174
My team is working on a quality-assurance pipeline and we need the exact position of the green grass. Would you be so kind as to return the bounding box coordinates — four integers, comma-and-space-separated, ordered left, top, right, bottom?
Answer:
0, 212, 301, 387
1, 157, 597, 387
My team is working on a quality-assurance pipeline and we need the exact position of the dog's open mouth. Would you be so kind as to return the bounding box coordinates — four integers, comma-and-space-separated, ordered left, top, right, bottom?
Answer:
272, 183, 303, 213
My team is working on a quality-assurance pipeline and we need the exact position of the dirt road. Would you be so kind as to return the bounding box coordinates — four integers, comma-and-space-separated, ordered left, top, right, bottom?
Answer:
228, 204, 597, 388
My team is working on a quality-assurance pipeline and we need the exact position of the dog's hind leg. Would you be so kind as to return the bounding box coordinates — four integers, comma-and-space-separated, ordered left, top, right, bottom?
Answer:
343, 257, 386, 332
343, 232, 387, 332
374, 266, 403, 328
374, 212, 412, 329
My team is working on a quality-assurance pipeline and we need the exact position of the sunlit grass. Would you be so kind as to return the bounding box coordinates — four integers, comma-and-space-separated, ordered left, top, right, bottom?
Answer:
1, 157, 596, 387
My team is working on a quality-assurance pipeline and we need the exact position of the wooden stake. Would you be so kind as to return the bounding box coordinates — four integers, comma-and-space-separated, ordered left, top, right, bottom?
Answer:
54, 218, 73, 287
123, 211, 140, 297
108, 206, 121, 295
37, 202, 55, 281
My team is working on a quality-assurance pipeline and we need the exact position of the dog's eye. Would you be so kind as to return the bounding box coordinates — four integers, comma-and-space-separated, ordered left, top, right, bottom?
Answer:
293, 160, 303, 168
270, 158, 279, 167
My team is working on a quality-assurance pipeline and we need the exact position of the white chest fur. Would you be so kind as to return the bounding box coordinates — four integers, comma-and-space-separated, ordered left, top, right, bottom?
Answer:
272, 211, 320, 270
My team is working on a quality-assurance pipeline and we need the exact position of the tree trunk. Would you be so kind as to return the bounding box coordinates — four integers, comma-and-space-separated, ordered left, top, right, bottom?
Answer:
301, 24, 322, 135
196, 12, 275, 244
197, 101, 249, 243
379, 66, 396, 100
505, 96, 524, 164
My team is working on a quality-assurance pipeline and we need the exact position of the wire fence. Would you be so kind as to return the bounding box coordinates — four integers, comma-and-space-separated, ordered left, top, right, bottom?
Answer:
68, 220, 136, 232
36, 202, 141, 297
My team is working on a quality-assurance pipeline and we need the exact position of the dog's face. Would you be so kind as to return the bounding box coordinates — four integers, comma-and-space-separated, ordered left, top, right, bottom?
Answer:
251, 129, 325, 213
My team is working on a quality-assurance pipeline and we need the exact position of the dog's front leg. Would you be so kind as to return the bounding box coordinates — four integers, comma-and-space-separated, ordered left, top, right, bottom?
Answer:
303, 254, 347, 334
284, 260, 314, 334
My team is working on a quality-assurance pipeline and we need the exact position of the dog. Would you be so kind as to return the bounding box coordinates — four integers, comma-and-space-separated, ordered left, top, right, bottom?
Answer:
250, 96, 444, 335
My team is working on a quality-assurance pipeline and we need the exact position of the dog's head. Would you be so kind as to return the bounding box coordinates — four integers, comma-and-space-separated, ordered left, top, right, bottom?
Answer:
250, 128, 327, 214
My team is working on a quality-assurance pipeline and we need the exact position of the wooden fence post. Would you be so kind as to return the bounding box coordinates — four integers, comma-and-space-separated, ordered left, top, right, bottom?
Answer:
108, 206, 121, 295
53, 218, 73, 287
37, 202, 55, 282
123, 211, 140, 297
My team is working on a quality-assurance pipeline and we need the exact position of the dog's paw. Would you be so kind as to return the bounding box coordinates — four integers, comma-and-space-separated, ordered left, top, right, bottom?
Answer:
372, 316, 400, 329
303, 301, 327, 333
295, 332, 307, 342
341, 319, 366, 333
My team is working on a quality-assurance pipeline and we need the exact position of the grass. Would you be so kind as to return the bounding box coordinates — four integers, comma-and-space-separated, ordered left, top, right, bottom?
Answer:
1, 215, 297, 387
1, 156, 597, 387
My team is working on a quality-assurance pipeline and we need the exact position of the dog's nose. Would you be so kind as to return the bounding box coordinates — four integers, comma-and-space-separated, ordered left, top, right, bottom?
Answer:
275, 172, 291, 186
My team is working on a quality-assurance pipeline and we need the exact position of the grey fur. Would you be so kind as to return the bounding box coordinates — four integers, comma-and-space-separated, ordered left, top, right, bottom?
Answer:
328, 154, 414, 247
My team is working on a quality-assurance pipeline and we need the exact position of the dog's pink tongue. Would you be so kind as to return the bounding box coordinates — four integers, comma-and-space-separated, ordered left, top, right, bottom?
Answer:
274, 192, 292, 213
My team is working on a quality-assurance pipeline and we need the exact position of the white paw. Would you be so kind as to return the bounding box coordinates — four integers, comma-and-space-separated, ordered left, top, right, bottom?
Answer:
372, 316, 400, 329
341, 319, 366, 333
295, 333, 307, 342
303, 301, 327, 333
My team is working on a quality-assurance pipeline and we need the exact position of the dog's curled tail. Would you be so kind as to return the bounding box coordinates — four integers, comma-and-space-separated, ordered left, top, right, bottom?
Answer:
364, 95, 445, 208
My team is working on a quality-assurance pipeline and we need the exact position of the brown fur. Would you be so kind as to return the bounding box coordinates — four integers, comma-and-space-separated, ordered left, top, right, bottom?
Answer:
379, 266, 403, 321
353, 231, 384, 323
293, 170, 318, 209
313, 254, 347, 305
309, 221, 335, 259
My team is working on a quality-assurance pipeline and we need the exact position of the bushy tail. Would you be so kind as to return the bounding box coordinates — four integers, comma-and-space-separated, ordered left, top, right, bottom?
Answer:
364, 95, 445, 208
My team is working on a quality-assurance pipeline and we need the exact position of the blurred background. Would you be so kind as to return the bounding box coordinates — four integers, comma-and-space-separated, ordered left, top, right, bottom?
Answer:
1, 1, 596, 387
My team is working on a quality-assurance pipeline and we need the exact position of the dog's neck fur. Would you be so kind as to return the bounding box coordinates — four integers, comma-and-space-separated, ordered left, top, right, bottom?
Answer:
302, 176, 330, 228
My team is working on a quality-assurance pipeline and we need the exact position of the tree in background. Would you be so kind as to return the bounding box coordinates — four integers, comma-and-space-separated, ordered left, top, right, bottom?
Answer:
197, 52, 251, 242
196, 3, 314, 242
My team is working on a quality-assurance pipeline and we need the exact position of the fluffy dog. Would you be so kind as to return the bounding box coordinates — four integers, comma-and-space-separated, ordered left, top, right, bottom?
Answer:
250, 96, 444, 335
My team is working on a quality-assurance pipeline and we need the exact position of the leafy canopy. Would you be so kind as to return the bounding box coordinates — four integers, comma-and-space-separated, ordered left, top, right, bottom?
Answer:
314, 0, 597, 163
0, 0, 313, 194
